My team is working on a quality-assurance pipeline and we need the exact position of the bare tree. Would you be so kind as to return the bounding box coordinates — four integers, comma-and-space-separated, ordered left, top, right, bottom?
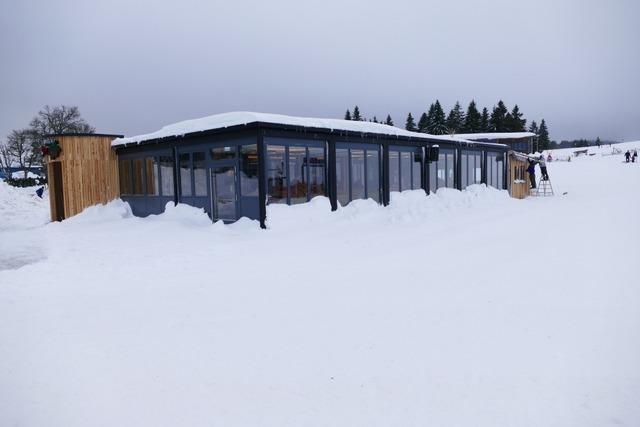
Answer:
0, 140, 13, 178
1, 130, 38, 178
28, 105, 95, 163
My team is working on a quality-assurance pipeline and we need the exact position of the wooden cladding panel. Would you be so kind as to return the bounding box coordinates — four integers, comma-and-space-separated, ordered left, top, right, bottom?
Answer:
508, 157, 529, 199
46, 135, 120, 220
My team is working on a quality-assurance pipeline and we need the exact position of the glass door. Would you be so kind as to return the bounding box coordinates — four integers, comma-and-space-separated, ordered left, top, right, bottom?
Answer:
210, 166, 237, 221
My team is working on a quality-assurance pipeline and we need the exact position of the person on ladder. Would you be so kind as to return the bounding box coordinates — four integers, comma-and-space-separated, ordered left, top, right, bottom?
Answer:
527, 159, 537, 189
538, 155, 550, 180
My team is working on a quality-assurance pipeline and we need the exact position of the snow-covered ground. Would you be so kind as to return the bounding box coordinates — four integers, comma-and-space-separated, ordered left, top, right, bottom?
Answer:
1, 143, 639, 426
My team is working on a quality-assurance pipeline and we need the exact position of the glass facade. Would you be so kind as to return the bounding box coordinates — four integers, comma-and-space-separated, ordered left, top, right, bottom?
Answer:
389, 146, 423, 193
335, 144, 381, 206
265, 138, 326, 205
160, 155, 174, 196
240, 144, 259, 198
486, 152, 504, 189
119, 159, 132, 195
116, 130, 506, 224
179, 153, 192, 196
461, 150, 482, 188
145, 157, 159, 196
193, 152, 207, 196
430, 148, 456, 191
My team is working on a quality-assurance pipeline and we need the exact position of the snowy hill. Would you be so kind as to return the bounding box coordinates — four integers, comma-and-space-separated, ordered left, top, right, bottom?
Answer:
0, 150, 639, 426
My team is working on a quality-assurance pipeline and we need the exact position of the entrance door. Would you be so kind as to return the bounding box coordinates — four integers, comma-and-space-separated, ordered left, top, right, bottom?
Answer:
210, 166, 237, 221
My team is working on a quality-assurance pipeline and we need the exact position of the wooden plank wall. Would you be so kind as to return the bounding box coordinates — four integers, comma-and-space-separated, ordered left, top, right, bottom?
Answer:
508, 156, 530, 199
46, 135, 120, 220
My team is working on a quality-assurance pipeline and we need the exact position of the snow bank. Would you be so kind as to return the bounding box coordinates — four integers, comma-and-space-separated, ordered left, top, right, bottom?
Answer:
62, 199, 133, 224
0, 180, 49, 231
1, 152, 639, 426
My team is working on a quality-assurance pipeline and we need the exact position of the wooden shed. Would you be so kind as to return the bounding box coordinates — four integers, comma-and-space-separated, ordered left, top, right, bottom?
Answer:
507, 151, 530, 199
45, 133, 122, 221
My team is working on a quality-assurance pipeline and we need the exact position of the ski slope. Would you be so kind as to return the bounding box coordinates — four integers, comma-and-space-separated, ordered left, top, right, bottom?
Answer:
0, 143, 639, 427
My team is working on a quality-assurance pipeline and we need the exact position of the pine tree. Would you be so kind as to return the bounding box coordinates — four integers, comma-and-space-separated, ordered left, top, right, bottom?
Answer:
424, 103, 436, 133
344, 109, 351, 120
418, 112, 429, 133
405, 113, 417, 131
480, 107, 490, 132
385, 114, 394, 126
352, 105, 362, 121
528, 120, 538, 135
489, 100, 509, 132
427, 100, 447, 135
508, 105, 526, 131
538, 119, 550, 151
445, 101, 465, 134
462, 100, 481, 133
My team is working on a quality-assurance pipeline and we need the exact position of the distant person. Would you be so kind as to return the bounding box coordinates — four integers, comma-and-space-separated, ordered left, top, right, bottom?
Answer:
539, 155, 549, 180
633, 150, 638, 163
625, 150, 631, 163
547, 153, 553, 162
527, 159, 537, 189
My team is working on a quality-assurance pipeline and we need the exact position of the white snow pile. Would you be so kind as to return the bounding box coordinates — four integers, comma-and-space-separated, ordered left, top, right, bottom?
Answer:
112, 111, 478, 146
1, 149, 639, 426
0, 180, 49, 232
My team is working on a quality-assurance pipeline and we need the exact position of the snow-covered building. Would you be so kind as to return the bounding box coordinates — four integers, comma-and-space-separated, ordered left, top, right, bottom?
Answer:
45, 112, 512, 225
453, 132, 536, 153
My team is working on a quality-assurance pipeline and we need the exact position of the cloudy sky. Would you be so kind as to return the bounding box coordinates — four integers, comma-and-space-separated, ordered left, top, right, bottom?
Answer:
1, 0, 638, 142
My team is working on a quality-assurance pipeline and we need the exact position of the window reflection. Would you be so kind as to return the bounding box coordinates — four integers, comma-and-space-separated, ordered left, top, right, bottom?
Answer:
288, 146, 307, 204
366, 149, 380, 202
133, 158, 144, 195
193, 152, 207, 196
308, 147, 325, 198
179, 153, 192, 196
336, 148, 349, 206
211, 146, 236, 161
389, 151, 400, 192
351, 149, 365, 200
145, 157, 159, 196
267, 145, 287, 204
240, 144, 259, 197
160, 155, 174, 196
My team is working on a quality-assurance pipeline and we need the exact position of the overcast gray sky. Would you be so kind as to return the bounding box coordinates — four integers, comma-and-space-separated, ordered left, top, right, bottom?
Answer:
1, 0, 639, 142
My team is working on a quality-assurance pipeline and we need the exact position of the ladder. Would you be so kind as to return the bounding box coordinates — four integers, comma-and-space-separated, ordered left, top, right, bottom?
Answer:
533, 176, 554, 196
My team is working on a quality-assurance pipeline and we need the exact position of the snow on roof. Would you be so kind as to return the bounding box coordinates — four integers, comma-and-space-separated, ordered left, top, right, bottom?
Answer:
454, 132, 536, 140
112, 111, 490, 147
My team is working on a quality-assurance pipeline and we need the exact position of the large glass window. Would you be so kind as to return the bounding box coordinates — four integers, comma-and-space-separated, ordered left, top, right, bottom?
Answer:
160, 155, 174, 196
179, 153, 192, 196
429, 161, 437, 193
288, 146, 307, 204
266, 145, 287, 204
308, 147, 325, 199
266, 140, 327, 205
336, 144, 381, 206
366, 150, 380, 203
389, 151, 400, 192
119, 160, 132, 195
351, 150, 365, 200
390, 146, 423, 193
412, 151, 422, 190
461, 150, 482, 188
433, 148, 455, 190
133, 158, 144, 195
336, 148, 350, 206
145, 157, 159, 196
240, 144, 259, 197
486, 152, 504, 189
193, 152, 207, 196
400, 152, 412, 191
